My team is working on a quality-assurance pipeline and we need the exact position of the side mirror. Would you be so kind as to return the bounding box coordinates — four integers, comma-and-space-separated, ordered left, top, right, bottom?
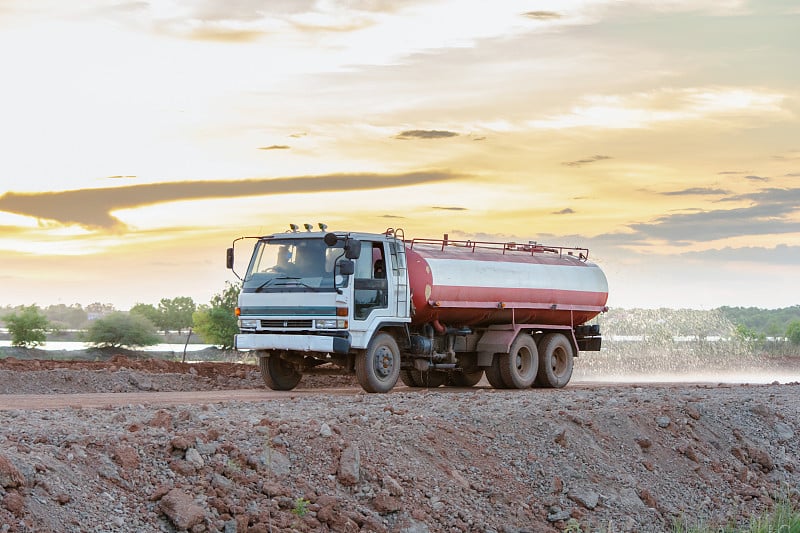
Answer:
226, 248, 234, 269
345, 239, 362, 259
337, 260, 355, 276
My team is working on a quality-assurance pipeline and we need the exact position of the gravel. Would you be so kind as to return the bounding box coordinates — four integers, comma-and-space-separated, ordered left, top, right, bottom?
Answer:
1, 350, 799, 532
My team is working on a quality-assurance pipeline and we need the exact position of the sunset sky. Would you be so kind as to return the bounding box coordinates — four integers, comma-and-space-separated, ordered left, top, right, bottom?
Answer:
1, 0, 798, 310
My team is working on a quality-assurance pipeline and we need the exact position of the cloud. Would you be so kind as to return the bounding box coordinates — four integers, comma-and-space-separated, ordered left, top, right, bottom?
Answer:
380, 214, 406, 219
522, 11, 562, 20
679, 244, 800, 265
187, 26, 264, 43
553, 208, 575, 215
717, 172, 768, 182
629, 188, 800, 243
785, 173, 800, 177
258, 145, 291, 150
532, 88, 786, 130
395, 130, 459, 140
289, 132, 307, 138
0, 171, 460, 231
562, 155, 612, 167
107, 175, 137, 180
431, 206, 467, 211
661, 187, 728, 196
771, 151, 800, 161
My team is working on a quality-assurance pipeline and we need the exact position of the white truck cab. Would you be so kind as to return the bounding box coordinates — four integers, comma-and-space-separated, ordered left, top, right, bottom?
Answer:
227, 228, 411, 392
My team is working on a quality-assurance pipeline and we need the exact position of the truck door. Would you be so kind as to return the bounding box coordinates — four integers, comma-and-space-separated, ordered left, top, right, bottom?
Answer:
353, 242, 389, 320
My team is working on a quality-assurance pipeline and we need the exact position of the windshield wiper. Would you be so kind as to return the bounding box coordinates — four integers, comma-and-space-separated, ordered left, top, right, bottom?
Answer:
254, 276, 300, 292
255, 276, 324, 292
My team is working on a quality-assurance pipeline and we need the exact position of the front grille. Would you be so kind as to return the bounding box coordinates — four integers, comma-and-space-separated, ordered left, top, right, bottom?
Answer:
260, 319, 314, 328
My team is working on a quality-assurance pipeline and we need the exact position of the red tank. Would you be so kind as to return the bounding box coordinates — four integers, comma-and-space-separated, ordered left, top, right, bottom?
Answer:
405, 239, 608, 328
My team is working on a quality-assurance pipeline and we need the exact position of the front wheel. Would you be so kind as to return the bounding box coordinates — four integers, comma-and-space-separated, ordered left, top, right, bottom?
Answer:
356, 332, 401, 393
535, 333, 574, 388
259, 353, 302, 391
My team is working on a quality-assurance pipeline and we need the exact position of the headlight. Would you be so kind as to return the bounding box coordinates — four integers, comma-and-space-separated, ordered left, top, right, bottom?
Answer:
239, 319, 259, 329
315, 319, 347, 329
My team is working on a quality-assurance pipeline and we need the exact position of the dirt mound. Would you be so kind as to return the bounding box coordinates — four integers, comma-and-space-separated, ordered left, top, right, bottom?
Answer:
0, 349, 358, 394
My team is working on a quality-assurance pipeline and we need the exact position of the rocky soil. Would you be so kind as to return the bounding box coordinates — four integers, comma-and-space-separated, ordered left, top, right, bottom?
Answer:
1, 348, 799, 532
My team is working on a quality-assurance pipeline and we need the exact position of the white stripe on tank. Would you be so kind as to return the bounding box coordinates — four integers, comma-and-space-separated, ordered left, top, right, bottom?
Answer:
425, 258, 608, 293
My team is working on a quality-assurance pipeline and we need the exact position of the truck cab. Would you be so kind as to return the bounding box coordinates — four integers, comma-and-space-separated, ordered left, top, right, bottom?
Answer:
229, 228, 411, 392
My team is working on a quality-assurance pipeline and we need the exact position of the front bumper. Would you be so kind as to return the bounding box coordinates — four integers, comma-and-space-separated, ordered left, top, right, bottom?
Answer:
235, 333, 351, 354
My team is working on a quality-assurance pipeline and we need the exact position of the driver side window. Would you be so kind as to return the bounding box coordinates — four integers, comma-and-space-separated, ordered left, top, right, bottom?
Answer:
353, 242, 388, 319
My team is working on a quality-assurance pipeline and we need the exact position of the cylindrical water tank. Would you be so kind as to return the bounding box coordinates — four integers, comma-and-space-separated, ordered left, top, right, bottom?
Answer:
405, 241, 608, 328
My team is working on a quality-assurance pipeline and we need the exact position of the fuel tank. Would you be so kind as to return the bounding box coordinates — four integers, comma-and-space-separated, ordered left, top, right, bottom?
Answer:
405, 240, 608, 328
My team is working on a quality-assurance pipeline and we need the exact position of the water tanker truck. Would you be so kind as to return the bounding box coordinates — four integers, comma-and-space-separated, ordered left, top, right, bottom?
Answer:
226, 227, 608, 393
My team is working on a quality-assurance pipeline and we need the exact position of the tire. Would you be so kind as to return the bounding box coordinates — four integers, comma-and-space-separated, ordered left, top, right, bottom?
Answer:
499, 334, 538, 389
356, 332, 401, 393
535, 333, 574, 388
414, 370, 447, 388
259, 353, 302, 391
484, 356, 508, 389
448, 370, 484, 387
400, 369, 447, 387
400, 369, 421, 387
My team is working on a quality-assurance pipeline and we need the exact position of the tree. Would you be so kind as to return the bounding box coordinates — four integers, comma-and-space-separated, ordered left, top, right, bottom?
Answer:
193, 282, 240, 349
84, 312, 160, 348
787, 320, 800, 346
44, 303, 88, 330
130, 303, 160, 326
3, 305, 52, 348
157, 297, 196, 334
86, 302, 115, 316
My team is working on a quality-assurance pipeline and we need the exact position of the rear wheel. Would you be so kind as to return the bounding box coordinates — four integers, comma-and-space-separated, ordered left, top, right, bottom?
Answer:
485, 356, 508, 389
499, 334, 538, 389
400, 369, 421, 387
535, 333, 574, 388
356, 332, 401, 393
259, 352, 302, 391
400, 369, 447, 387
448, 370, 484, 387
414, 370, 447, 388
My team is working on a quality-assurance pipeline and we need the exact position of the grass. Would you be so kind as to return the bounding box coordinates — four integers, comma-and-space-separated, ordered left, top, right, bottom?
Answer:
561, 497, 800, 533
671, 499, 800, 533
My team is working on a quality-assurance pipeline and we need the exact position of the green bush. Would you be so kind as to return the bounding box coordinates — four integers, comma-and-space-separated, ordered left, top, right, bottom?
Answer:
2, 305, 52, 348
84, 312, 160, 348
193, 306, 238, 349
787, 320, 800, 345
192, 282, 240, 349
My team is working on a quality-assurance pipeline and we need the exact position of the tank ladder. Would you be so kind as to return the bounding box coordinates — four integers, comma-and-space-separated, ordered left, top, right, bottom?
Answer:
385, 228, 410, 319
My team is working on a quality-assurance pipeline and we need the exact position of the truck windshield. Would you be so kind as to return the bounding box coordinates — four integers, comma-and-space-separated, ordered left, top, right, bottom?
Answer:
242, 238, 349, 292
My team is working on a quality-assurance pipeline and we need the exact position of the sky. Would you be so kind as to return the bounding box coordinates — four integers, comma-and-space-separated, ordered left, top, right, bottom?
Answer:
0, 0, 798, 311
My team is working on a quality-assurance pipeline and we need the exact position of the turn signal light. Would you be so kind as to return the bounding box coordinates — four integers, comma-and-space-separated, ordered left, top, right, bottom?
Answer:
235, 307, 241, 317
336, 307, 348, 317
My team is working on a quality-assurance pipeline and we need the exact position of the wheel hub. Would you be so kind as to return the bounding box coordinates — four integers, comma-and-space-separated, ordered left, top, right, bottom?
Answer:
374, 346, 394, 378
